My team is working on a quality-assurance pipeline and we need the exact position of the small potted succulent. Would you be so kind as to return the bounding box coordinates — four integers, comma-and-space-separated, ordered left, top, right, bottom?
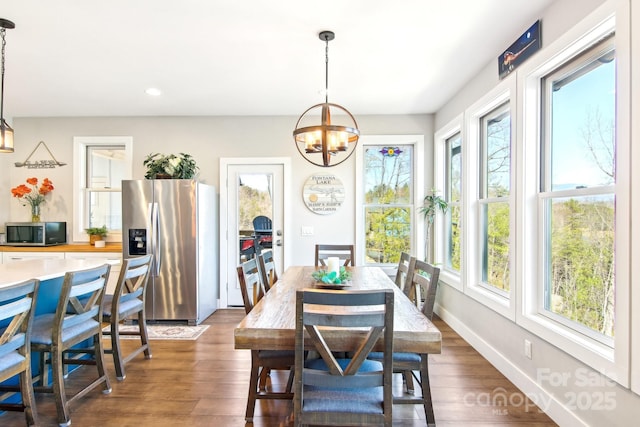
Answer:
143, 153, 199, 179
85, 225, 108, 245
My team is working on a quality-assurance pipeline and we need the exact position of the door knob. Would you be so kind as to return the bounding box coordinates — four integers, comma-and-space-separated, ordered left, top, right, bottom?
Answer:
276, 239, 282, 247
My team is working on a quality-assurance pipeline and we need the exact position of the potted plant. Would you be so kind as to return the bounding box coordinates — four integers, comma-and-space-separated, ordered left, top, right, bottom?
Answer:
143, 153, 199, 179
420, 189, 448, 262
85, 225, 108, 245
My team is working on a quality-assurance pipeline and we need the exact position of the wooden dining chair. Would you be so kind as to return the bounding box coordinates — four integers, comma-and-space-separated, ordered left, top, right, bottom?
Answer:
295, 288, 394, 426
394, 252, 416, 295
101, 254, 153, 381
238, 258, 268, 312
30, 263, 112, 427
0, 279, 40, 426
314, 244, 355, 267
258, 249, 278, 292
237, 259, 295, 422
369, 259, 440, 427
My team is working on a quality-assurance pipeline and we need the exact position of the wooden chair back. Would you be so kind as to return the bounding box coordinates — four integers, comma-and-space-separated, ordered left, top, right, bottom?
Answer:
258, 250, 278, 292
0, 279, 40, 425
56, 264, 110, 342
237, 258, 267, 314
30, 263, 112, 426
395, 252, 416, 294
408, 260, 441, 320
111, 255, 152, 318
294, 288, 394, 426
315, 244, 355, 267
103, 254, 153, 380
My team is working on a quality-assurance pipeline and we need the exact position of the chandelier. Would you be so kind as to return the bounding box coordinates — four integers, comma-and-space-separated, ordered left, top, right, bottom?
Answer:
293, 31, 359, 167
0, 18, 14, 153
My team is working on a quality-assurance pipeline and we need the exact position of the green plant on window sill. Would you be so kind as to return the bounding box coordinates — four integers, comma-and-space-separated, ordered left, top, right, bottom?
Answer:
85, 225, 108, 237
85, 225, 108, 245
143, 152, 199, 179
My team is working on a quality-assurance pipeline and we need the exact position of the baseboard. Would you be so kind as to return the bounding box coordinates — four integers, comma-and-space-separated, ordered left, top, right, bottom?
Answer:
434, 304, 587, 427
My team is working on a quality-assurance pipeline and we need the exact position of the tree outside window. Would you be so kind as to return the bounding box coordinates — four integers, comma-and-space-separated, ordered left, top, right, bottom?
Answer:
541, 39, 615, 338
363, 145, 413, 265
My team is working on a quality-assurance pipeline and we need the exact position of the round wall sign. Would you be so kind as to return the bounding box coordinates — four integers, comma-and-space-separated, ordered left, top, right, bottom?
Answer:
303, 174, 345, 215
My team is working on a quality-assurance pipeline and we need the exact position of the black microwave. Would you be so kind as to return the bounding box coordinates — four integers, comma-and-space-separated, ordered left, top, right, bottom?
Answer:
5, 222, 67, 246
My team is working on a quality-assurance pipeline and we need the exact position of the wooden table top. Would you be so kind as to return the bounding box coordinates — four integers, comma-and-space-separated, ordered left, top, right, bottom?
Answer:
234, 265, 442, 354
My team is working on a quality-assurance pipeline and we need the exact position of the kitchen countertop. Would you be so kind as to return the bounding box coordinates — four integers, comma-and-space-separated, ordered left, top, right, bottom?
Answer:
0, 243, 122, 253
0, 257, 115, 288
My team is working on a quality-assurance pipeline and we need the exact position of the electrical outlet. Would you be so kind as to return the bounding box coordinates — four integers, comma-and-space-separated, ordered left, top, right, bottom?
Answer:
524, 339, 532, 359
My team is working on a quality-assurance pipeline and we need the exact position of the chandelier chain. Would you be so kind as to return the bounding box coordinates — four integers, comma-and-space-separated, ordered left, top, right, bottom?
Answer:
324, 35, 329, 104
1, 28, 5, 77
0, 28, 6, 120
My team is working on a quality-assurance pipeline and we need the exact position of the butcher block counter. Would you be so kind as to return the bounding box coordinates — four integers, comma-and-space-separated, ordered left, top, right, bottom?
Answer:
0, 243, 122, 253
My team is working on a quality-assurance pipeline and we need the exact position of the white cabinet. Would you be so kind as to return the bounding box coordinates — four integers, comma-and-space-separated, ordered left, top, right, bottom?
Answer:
64, 252, 122, 294
2, 252, 65, 264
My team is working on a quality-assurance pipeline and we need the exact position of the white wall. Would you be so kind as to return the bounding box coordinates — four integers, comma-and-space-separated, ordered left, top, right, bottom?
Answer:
434, 0, 639, 426
2, 114, 432, 268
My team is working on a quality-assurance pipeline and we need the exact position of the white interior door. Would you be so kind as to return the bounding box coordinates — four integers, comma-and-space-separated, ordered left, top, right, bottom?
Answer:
220, 158, 288, 307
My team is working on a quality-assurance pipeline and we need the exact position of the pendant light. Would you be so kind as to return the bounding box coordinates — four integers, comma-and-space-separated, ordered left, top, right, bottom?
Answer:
0, 18, 15, 153
293, 31, 359, 167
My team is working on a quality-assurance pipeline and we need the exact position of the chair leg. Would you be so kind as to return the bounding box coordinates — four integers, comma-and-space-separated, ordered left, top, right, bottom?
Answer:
245, 353, 260, 422
286, 368, 294, 393
404, 370, 415, 394
51, 345, 71, 427
419, 355, 436, 427
259, 367, 270, 391
19, 366, 38, 426
111, 321, 126, 381
94, 333, 112, 394
138, 311, 152, 359
37, 351, 47, 386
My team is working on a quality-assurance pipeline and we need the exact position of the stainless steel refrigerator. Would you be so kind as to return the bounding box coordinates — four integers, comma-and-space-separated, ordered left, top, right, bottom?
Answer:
122, 179, 218, 325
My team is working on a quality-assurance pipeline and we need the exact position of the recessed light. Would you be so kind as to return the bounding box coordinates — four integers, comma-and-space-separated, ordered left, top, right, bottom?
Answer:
145, 88, 162, 96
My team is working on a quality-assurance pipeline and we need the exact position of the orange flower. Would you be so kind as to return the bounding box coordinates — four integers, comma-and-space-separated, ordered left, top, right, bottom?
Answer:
10, 177, 55, 208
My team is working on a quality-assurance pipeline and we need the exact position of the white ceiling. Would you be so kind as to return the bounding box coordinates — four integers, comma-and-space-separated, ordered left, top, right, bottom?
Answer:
2, 0, 554, 118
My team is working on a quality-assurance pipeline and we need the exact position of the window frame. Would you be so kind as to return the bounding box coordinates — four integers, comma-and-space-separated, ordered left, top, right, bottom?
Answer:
355, 135, 424, 277
73, 136, 133, 243
517, 8, 629, 385
463, 78, 516, 320
434, 116, 464, 292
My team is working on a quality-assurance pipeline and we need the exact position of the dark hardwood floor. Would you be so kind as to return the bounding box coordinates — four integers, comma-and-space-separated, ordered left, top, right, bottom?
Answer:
0, 309, 558, 426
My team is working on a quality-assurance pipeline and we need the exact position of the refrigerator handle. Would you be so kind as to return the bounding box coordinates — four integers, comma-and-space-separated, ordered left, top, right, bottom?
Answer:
149, 202, 161, 276
155, 201, 161, 275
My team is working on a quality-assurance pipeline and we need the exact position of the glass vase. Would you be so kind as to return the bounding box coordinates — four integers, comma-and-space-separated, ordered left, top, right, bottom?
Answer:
31, 204, 41, 222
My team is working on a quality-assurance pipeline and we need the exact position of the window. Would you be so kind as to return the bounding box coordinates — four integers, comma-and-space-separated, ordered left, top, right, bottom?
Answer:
539, 38, 616, 342
356, 135, 424, 268
73, 137, 133, 242
445, 133, 462, 273
479, 103, 511, 294
518, 9, 624, 379
364, 145, 413, 264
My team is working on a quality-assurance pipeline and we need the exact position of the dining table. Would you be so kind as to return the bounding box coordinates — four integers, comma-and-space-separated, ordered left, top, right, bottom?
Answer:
234, 264, 442, 355
234, 265, 442, 424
